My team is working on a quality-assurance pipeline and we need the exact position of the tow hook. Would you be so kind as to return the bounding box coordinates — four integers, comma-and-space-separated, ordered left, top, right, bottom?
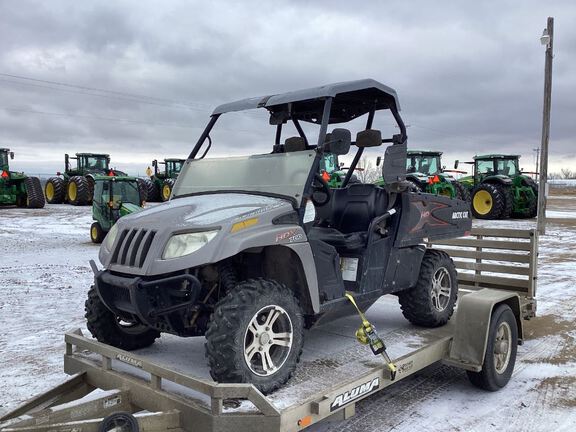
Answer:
345, 292, 397, 381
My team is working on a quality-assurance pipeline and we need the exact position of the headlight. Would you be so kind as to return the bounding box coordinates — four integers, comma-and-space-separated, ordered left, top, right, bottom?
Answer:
103, 223, 119, 252
162, 230, 219, 260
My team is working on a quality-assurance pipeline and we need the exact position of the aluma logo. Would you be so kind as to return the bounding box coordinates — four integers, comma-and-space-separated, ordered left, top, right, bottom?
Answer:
330, 377, 380, 411
452, 211, 469, 219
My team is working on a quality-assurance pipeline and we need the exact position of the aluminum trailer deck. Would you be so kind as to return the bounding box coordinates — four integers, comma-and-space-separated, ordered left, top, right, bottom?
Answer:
0, 228, 537, 432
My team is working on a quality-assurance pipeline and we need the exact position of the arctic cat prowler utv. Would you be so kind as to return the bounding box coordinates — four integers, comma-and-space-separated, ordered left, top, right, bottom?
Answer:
90, 176, 145, 243
86, 79, 471, 394
457, 154, 538, 219
144, 158, 186, 202
0, 148, 45, 208
44, 153, 129, 206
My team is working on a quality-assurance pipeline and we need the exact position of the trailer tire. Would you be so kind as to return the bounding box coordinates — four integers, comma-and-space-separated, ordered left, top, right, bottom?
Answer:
205, 278, 304, 394
24, 177, 46, 208
398, 249, 458, 327
453, 181, 471, 202
85, 287, 160, 350
467, 304, 518, 391
68, 176, 91, 206
45, 177, 66, 203
99, 412, 139, 432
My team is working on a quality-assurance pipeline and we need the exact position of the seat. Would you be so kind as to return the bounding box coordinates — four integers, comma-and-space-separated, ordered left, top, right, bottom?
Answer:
310, 184, 389, 252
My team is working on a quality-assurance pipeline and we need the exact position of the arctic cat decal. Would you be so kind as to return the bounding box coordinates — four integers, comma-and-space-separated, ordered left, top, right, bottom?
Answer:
451, 211, 469, 219
330, 377, 380, 411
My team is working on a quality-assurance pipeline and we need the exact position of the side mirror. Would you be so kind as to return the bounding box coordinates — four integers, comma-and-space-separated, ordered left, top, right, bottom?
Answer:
442, 165, 446, 170
376, 156, 382, 167
454, 160, 459, 169
327, 128, 351, 155
152, 159, 157, 167
356, 129, 382, 148
9, 152, 14, 159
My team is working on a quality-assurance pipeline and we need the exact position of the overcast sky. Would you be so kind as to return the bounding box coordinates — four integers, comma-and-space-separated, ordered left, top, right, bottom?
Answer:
0, 0, 574, 176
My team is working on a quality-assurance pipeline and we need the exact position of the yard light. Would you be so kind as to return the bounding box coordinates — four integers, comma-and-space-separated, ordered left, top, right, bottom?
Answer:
540, 28, 550, 47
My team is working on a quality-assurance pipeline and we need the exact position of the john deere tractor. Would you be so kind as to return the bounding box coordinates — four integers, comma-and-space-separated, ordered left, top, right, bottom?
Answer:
45, 153, 127, 206
90, 176, 144, 243
0, 148, 45, 208
457, 154, 538, 220
144, 158, 185, 202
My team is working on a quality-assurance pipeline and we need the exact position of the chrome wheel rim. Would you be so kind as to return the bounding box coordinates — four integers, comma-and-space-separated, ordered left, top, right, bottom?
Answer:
243, 305, 293, 377
494, 321, 512, 374
431, 267, 452, 312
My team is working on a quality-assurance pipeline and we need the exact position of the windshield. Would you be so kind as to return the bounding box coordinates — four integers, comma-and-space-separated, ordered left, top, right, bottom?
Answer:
84, 156, 109, 170
320, 153, 339, 174
172, 150, 315, 205
496, 159, 518, 176
0, 151, 8, 168
407, 155, 440, 175
167, 160, 183, 175
102, 181, 140, 205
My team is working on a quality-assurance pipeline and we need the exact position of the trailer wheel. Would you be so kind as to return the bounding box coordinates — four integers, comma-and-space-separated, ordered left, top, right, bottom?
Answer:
90, 222, 105, 243
68, 176, 91, 206
85, 287, 160, 350
99, 412, 139, 432
467, 304, 518, 391
398, 249, 458, 327
205, 279, 304, 394
24, 177, 46, 208
45, 177, 66, 203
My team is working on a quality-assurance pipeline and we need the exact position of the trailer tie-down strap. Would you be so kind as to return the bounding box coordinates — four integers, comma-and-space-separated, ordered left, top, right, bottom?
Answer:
345, 292, 397, 381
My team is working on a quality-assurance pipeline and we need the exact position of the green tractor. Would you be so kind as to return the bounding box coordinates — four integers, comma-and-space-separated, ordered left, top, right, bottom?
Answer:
318, 152, 359, 187
0, 148, 45, 209
90, 176, 145, 243
44, 153, 128, 206
144, 158, 185, 202
457, 154, 538, 220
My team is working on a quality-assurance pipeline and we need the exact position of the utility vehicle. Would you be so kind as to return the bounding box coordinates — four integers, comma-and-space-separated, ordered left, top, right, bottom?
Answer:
0, 148, 45, 208
144, 157, 186, 202
90, 176, 145, 243
86, 79, 471, 394
45, 153, 128, 205
457, 154, 538, 219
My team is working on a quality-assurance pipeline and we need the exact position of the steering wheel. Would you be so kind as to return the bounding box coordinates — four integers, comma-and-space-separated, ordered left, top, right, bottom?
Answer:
311, 173, 332, 206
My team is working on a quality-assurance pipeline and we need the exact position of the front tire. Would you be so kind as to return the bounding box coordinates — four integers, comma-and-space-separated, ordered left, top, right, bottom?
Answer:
85, 287, 160, 350
467, 304, 518, 391
398, 249, 458, 327
90, 222, 105, 243
161, 179, 174, 202
68, 176, 91, 205
205, 279, 304, 394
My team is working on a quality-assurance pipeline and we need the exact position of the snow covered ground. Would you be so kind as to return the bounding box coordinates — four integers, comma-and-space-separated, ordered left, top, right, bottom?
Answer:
1, 196, 575, 431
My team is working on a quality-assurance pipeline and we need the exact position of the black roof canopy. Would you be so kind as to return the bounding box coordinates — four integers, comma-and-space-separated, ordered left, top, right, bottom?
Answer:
212, 79, 400, 124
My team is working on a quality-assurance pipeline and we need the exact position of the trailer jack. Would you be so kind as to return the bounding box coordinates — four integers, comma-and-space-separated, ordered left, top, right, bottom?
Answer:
345, 292, 397, 380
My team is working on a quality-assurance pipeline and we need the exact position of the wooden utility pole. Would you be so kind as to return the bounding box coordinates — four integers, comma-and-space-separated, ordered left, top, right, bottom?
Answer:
537, 17, 554, 235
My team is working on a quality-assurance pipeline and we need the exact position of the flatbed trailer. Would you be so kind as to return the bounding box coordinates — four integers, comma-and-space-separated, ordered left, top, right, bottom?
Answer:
0, 228, 537, 432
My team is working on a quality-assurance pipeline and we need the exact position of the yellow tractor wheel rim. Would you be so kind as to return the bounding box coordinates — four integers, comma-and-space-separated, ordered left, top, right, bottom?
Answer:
162, 184, 171, 200
46, 182, 54, 200
473, 190, 493, 215
91, 226, 98, 241
68, 182, 77, 201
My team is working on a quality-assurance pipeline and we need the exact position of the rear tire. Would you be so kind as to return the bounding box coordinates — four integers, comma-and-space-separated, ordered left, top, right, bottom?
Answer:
161, 179, 175, 201
85, 287, 160, 350
205, 279, 304, 394
136, 178, 148, 203
398, 249, 458, 327
68, 176, 90, 205
467, 304, 518, 391
471, 183, 506, 219
90, 222, 105, 243
45, 177, 66, 203
24, 177, 45, 208
453, 181, 471, 202
144, 178, 160, 202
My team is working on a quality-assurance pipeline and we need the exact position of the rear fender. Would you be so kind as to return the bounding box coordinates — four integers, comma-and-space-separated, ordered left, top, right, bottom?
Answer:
482, 175, 512, 186
444, 289, 523, 371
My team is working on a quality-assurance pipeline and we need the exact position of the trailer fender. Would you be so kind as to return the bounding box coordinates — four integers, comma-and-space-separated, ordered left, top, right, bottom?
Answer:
445, 288, 523, 372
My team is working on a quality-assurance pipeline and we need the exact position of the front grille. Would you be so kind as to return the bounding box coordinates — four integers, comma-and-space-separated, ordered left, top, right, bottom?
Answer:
111, 228, 156, 267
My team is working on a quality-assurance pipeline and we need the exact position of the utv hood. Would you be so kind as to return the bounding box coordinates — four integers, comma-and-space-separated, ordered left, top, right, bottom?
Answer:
99, 193, 296, 275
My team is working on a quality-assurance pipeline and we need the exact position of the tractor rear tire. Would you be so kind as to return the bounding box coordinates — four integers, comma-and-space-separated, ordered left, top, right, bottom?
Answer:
471, 183, 506, 219
85, 287, 160, 351
136, 178, 149, 203
144, 179, 160, 202
45, 177, 66, 203
24, 177, 46, 209
453, 181, 471, 202
86, 176, 95, 203
205, 279, 304, 394
398, 249, 458, 327
90, 222, 105, 243
67, 176, 90, 206
161, 179, 175, 202
501, 186, 513, 219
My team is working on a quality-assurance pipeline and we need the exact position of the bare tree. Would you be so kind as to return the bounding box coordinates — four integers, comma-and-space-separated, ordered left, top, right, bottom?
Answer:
560, 168, 574, 179
354, 156, 381, 183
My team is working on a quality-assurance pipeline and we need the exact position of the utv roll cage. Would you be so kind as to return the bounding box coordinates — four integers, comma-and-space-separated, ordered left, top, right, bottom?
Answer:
188, 79, 408, 192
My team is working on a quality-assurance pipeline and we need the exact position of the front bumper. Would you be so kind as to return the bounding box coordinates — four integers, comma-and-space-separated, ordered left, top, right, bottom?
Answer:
92, 261, 201, 335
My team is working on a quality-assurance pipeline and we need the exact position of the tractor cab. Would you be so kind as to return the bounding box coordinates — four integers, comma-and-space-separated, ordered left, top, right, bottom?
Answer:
406, 150, 442, 176
0, 148, 14, 172
474, 155, 520, 181
66, 153, 111, 175
90, 176, 144, 243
